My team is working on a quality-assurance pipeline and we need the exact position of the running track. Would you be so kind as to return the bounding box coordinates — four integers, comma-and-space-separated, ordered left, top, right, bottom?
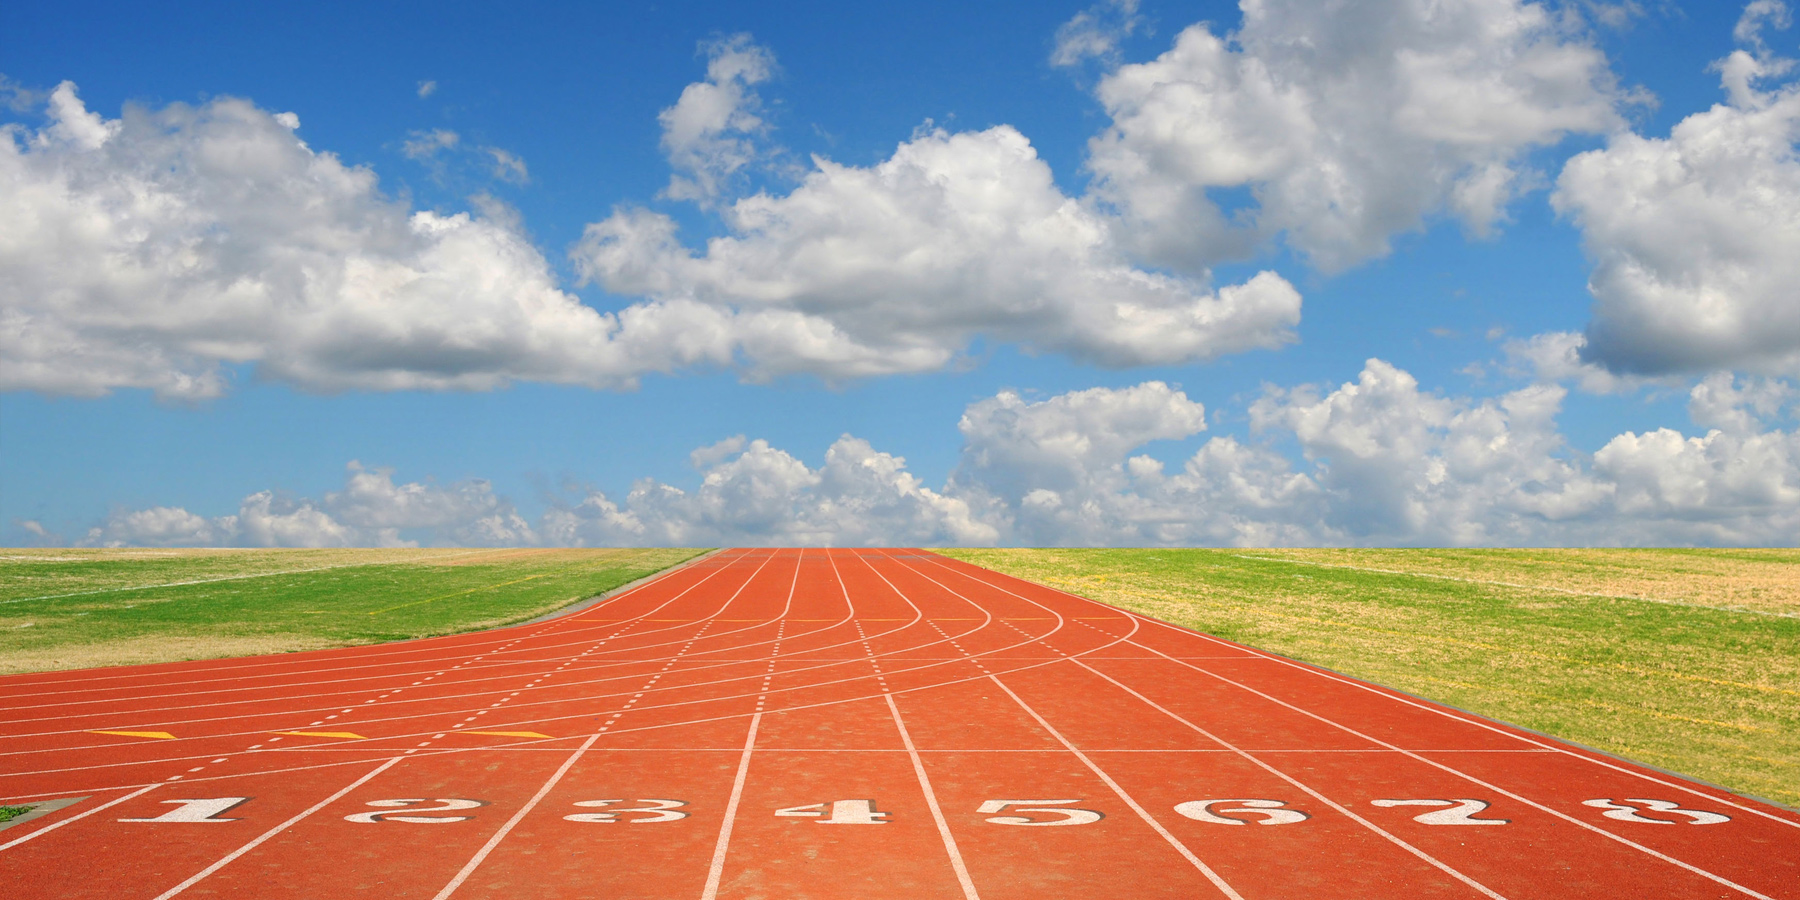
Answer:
1, 549, 1795, 899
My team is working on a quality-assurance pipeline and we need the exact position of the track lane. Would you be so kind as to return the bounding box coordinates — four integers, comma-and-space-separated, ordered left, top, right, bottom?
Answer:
3, 547, 1794, 900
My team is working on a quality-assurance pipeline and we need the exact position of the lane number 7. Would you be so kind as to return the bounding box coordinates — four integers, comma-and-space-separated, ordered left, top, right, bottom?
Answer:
1371, 798, 1509, 825
978, 799, 1103, 826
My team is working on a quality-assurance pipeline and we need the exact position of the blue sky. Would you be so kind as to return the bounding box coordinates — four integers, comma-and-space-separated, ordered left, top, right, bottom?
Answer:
3, 0, 1798, 547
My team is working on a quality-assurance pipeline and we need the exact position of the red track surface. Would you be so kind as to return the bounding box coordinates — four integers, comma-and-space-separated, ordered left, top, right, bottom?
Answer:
2, 548, 1795, 899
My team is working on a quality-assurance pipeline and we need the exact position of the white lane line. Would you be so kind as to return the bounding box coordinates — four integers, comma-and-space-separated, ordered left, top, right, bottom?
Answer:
986, 674, 1244, 900
431, 734, 601, 900
153, 756, 402, 899
927, 554, 1800, 831
1134, 640, 1780, 900
700, 713, 762, 900
1071, 657, 1507, 900
885, 693, 980, 900
0, 784, 159, 852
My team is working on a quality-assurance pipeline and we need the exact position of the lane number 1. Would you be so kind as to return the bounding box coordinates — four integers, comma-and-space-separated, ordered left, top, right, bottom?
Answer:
120, 798, 250, 823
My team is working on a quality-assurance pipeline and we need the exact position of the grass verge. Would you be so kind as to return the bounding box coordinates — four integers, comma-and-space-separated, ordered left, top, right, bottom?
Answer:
941, 548, 1800, 808
0, 547, 705, 674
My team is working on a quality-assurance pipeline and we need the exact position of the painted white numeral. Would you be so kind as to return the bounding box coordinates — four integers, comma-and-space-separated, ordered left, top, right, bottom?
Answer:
1371, 798, 1509, 825
1173, 799, 1309, 826
120, 797, 249, 823
1582, 798, 1730, 825
344, 798, 484, 824
775, 799, 889, 824
978, 799, 1103, 826
565, 799, 688, 823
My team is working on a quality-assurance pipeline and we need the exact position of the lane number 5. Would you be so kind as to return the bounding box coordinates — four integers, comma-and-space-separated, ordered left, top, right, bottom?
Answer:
978, 799, 1103, 826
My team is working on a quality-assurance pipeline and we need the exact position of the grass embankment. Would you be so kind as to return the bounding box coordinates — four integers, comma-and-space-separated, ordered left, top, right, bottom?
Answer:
941, 548, 1800, 808
0, 547, 704, 675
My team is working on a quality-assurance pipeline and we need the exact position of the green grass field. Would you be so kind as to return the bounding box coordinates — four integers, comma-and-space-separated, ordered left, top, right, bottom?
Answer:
0, 548, 703, 674
942, 548, 1800, 809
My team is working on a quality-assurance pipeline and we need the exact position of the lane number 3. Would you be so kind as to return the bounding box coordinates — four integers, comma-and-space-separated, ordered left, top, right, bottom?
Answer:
1582, 798, 1729, 825
565, 799, 688, 823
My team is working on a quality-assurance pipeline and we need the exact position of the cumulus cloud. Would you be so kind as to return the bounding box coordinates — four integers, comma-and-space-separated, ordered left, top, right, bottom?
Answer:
0, 82, 778, 399
543, 436, 997, 547
67, 367, 1800, 548
578, 125, 1302, 377
417, 80, 438, 99
1555, 2, 1800, 376
659, 34, 777, 204
78, 462, 532, 548
1085, 0, 1629, 271
2, 73, 1300, 399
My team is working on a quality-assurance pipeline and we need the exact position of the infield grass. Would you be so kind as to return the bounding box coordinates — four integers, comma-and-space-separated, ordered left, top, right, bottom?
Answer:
942, 548, 1800, 808
0, 547, 704, 674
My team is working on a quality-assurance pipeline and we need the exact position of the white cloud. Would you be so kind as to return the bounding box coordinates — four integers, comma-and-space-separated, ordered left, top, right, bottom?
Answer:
538, 435, 998, 547
69, 367, 1800, 549
578, 125, 1302, 377
1085, 0, 1628, 271
0, 82, 763, 399
78, 463, 533, 548
486, 148, 529, 185
659, 34, 777, 204
1555, 3, 1800, 376
417, 80, 438, 99
1051, 0, 1142, 68
1501, 330, 1659, 394
401, 127, 459, 160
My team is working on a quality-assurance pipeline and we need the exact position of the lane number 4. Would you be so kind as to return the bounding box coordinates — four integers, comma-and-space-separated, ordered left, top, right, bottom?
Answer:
978, 799, 1103, 826
1582, 799, 1730, 825
1371, 798, 1509, 825
776, 799, 889, 824
565, 799, 688, 823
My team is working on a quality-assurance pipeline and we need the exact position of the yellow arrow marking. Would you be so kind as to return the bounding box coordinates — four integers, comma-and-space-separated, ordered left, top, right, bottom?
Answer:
273, 731, 366, 740
460, 731, 553, 739
89, 730, 175, 740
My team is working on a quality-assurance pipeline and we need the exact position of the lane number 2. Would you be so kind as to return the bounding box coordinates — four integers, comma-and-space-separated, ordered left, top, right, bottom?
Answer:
1582, 799, 1730, 825
979, 799, 1103, 826
1371, 798, 1509, 825
345, 799, 485, 824
120, 798, 250, 823
776, 799, 889, 824
1173, 799, 1309, 826
565, 799, 688, 823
